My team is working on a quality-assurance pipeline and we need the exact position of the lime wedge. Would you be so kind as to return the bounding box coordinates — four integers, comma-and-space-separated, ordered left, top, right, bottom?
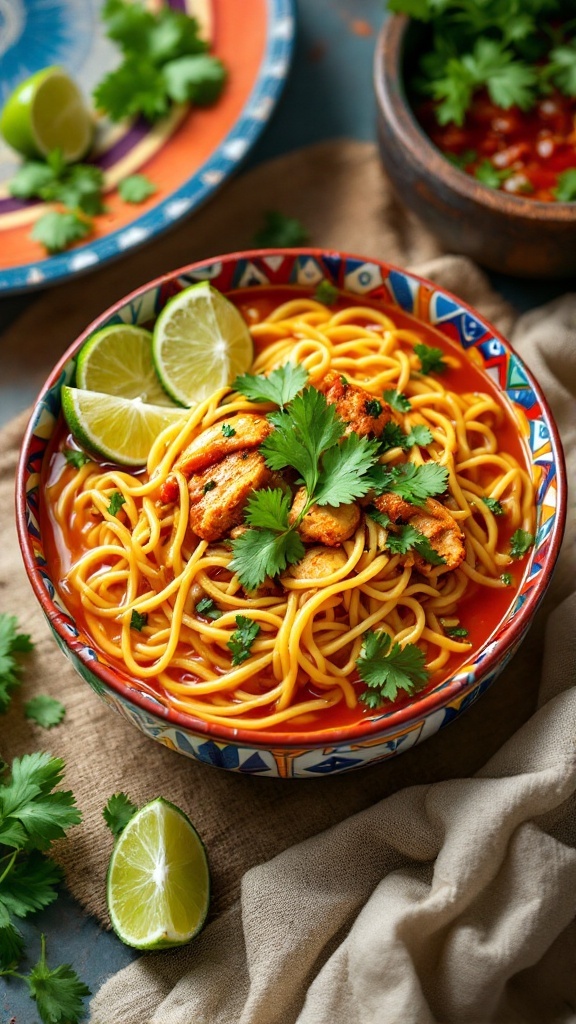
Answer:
107, 797, 210, 950
0, 66, 94, 161
76, 324, 175, 406
61, 386, 189, 466
152, 282, 254, 407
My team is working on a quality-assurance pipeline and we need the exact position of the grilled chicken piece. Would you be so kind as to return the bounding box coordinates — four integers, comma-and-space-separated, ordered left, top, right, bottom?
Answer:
283, 545, 348, 580
160, 414, 272, 503
317, 370, 394, 437
289, 486, 360, 546
374, 492, 465, 572
188, 450, 273, 542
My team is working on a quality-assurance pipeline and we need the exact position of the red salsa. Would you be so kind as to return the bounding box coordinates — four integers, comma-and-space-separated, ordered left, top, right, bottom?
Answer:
418, 88, 576, 202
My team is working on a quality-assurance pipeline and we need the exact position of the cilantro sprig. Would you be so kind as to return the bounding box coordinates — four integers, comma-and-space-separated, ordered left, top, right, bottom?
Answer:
227, 615, 261, 665
389, 0, 576, 126
384, 524, 446, 566
0, 754, 86, 1022
103, 792, 138, 836
356, 630, 429, 708
0, 614, 34, 712
509, 528, 535, 559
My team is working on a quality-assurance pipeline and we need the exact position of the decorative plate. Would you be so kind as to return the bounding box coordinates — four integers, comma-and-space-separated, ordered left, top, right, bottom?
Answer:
0, 0, 295, 293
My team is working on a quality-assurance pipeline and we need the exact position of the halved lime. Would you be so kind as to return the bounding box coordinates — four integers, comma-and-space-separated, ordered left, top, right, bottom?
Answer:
152, 282, 254, 407
0, 66, 94, 161
107, 797, 210, 950
76, 324, 175, 406
61, 386, 189, 466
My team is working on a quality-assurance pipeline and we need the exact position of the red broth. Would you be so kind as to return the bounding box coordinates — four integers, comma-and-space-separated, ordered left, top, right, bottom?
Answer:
418, 89, 576, 201
40, 286, 534, 736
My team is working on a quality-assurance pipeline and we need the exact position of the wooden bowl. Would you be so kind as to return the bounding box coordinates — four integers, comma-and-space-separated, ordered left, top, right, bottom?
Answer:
374, 15, 576, 278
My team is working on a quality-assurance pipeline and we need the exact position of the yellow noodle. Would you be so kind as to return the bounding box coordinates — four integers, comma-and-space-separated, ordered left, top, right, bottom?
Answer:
46, 296, 536, 731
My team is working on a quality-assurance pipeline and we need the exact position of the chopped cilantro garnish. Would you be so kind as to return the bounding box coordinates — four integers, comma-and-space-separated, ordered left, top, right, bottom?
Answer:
233, 362, 308, 408
203, 480, 216, 493
64, 448, 90, 469
365, 505, 391, 529
405, 424, 433, 448
357, 630, 429, 707
314, 280, 339, 305
118, 174, 156, 203
483, 496, 505, 516
31, 210, 92, 255
509, 528, 534, 559
195, 597, 222, 620
553, 168, 576, 203
444, 625, 469, 638
253, 210, 309, 247
414, 343, 447, 375
130, 610, 148, 631
365, 398, 383, 418
221, 423, 236, 438
384, 524, 446, 565
474, 160, 514, 189
227, 615, 260, 665
383, 389, 411, 412
107, 491, 126, 517
501, 572, 513, 586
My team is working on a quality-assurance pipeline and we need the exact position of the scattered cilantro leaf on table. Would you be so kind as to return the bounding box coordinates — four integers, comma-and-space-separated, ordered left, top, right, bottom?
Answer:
0, 614, 34, 712
103, 793, 138, 836
227, 615, 261, 665
24, 696, 66, 729
509, 528, 535, 559
356, 630, 429, 707
252, 210, 309, 247
118, 174, 156, 203
15, 934, 90, 1024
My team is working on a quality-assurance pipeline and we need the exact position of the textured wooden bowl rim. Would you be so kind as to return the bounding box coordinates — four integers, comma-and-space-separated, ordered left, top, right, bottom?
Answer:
374, 14, 576, 224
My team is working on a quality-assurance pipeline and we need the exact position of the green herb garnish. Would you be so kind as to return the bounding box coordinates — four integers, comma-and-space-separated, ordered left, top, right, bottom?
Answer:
227, 615, 261, 665
195, 597, 222, 620
383, 388, 411, 412
118, 174, 156, 203
221, 423, 236, 438
384, 524, 446, 566
553, 168, 576, 202
356, 630, 429, 707
130, 610, 148, 631
107, 491, 126, 517
414, 342, 447, 375
314, 280, 339, 305
64, 448, 90, 469
483, 496, 505, 516
509, 528, 535, 559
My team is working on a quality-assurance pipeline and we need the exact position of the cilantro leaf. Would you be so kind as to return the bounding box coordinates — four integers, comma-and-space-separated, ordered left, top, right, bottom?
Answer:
357, 630, 429, 705
130, 610, 148, 631
474, 160, 513, 189
25, 934, 90, 1024
365, 505, 391, 528
384, 524, 446, 566
243, 488, 291, 532
501, 572, 513, 586
483, 496, 505, 516
163, 54, 227, 105
64, 448, 89, 469
31, 211, 92, 254
48, 165, 105, 216
262, 388, 344, 494
221, 423, 236, 437
0, 851, 62, 919
107, 492, 126, 517
405, 424, 433, 448
314, 432, 382, 506
0, 921, 25, 971
548, 42, 576, 97
103, 792, 138, 836
383, 389, 411, 412
232, 362, 308, 408
227, 615, 261, 665
367, 461, 449, 505
194, 597, 222, 620
94, 57, 170, 121
229, 527, 305, 592
510, 528, 535, 559
253, 210, 309, 247
1, 753, 82, 851
0, 614, 35, 713
553, 168, 576, 202
118, 174, 156, 204
414, 343, 447, 374
9, 162, 57, 200
102, 0, 207, 63
364, 398, 383, 418
444, 625, 469, 638
314, 280, 339, 305
24, 696, 66, 730
377, 421, 408, 452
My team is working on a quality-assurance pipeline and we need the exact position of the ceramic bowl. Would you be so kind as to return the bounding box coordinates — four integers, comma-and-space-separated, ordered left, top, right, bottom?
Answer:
17, 250, 566, 778
374, 15, 576, 278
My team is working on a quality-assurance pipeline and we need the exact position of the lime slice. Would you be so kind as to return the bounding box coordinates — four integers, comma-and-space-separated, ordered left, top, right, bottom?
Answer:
107, 797, 210, 950
61, 386, 189, 466
0, 66, 93, 161
76, 324, 175, 406
152, 282, 254, 407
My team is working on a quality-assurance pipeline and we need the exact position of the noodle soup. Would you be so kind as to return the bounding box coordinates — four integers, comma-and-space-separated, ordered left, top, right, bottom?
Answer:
41, 286, 535, 736
18, 251, 564, 776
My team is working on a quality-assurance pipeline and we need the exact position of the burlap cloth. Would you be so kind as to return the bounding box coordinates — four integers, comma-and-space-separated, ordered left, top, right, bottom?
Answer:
1, 142, 575, 1023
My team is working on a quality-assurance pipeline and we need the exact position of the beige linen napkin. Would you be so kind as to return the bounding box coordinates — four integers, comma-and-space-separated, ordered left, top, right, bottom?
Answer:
1, 142, 574, 1022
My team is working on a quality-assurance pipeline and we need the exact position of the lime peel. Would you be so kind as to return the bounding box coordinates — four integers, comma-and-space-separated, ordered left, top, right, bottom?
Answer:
106, 797, 210, 950
76, 323, 176, 406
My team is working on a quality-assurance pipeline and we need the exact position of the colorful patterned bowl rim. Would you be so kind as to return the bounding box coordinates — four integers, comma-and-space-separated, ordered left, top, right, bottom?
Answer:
16, 249, 567, 750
